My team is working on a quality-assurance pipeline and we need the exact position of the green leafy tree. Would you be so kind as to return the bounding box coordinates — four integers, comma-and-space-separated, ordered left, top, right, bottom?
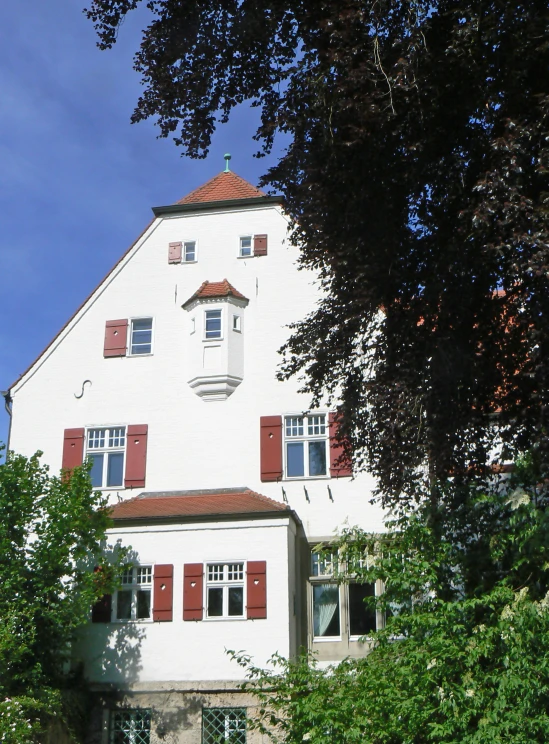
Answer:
0, 449, 121, 743
84, 0, 549, 504
232, 461, 549, 743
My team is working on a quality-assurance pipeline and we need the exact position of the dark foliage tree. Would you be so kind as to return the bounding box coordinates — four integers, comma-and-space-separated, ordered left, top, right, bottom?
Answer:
85, 0, 549, 505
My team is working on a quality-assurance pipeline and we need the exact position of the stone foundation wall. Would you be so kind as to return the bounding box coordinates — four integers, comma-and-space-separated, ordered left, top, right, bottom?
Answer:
86, 682, 271, 744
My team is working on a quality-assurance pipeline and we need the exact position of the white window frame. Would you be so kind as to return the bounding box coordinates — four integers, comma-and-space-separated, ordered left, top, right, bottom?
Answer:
238, 235, 253, 258
310, 551, 341, 641
113, 565, 153, 622
204, 308, 223, 340
309, 550, 383, 643
110, 708, 151, 744
86, 426, 126, 489
128, 317, 154, 356
183, 239, 198, 263
232, 314, 242, 333
205, 562, 245, 620
283, 413, 329, 479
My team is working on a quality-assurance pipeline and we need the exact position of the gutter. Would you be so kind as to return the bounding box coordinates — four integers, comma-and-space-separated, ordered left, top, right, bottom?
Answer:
111, 508, 302, 529
1, 390, 12, 454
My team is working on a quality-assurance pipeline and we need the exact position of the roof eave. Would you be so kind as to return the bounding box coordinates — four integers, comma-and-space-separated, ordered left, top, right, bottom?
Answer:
181, 293, 249, 311
153, 195, 282, 217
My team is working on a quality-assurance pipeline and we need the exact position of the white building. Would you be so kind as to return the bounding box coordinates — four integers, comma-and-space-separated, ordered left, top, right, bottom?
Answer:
6, 162, 385, 744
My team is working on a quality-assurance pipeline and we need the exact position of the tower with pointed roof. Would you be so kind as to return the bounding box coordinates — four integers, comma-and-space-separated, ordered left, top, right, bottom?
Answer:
5, 160, 385, 744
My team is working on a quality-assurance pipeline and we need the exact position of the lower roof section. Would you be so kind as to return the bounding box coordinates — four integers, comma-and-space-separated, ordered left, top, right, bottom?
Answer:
110, 487, 295, 524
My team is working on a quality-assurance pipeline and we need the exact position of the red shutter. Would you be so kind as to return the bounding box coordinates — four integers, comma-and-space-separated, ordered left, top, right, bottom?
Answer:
62, 428, 85, 475
247, 561, 267, 619
254, 234, 268, 256
260, 416, 283, 482
153, 564, 173, 621
169, 241, 182, 264
124, 424, 148, 489
104, 320, 128, 357
91, 593, 112, 623
183, 563, 203, 621
329, 412, 353, 478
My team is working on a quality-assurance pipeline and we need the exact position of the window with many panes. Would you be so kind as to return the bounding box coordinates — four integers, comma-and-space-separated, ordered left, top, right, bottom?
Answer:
202, 708, 246, 744
87, 427, 125, 488
284, 414, 328, 478
111, 710, 150, 744
206, 563, 244, 618
239, 236, 252, 257
205, 309, 222, 339
310, 551, 379, 640
115, 566, 152, 621
129, 318, 153, 355
311, 551, 340, 638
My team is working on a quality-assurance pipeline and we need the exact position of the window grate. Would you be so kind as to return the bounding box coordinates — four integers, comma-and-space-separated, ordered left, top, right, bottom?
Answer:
111, 710, 150, 744
202, 708, 246, 744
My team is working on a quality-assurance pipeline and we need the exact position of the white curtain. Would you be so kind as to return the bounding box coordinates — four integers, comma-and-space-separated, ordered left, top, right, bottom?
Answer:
314, 584, 339, 636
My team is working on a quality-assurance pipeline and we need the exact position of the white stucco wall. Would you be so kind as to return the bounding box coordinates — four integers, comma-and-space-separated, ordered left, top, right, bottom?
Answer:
75, 516, 296, 684
9, 201, 385, 539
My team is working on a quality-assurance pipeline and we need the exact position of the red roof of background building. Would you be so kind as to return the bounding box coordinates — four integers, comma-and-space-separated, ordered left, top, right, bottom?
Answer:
182, 279, 248, 308
110, 488, 290, 521
177, 171, 265, 205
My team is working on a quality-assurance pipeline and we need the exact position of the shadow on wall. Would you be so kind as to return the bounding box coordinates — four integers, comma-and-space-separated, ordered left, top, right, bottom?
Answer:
73, 546, 146, 686
85, 691, 208, 744
153, 695, 208, 744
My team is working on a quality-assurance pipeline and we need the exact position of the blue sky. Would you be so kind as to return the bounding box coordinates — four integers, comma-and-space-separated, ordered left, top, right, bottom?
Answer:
0, 1, 285, 449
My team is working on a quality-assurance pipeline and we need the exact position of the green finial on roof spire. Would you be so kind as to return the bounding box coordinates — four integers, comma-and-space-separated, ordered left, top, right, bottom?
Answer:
224, 153, 231, 172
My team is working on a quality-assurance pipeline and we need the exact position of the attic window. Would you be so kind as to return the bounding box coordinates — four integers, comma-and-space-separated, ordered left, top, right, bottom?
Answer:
130, 318, 153, 355
239, 236, 252, 257
184, 241, 196, 262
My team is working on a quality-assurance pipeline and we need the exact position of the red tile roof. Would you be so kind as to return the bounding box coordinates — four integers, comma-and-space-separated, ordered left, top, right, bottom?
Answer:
182, 279, 249, 308
110, 488, 290, 521
177, 171, 265, 205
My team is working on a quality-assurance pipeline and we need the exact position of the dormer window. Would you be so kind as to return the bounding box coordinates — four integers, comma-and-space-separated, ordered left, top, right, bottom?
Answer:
182, 280, 249, 400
